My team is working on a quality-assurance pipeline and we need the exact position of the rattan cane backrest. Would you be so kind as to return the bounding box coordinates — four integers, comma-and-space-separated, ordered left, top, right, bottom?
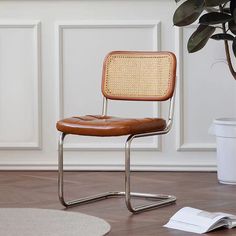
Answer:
102, 51, 176, 101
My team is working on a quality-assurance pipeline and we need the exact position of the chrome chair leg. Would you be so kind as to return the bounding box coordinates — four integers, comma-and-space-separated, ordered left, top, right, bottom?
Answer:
125, 135, 176, 213
58, 132, 176, 213
58, 132, 124, 207
58, 132, 66, 206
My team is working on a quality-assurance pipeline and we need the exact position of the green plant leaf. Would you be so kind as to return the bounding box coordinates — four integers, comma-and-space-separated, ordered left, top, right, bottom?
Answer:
205, 0, 230, 7
229, 20, 236, 34
234, 9, 236, 23
230, 0, 236, 16
173, 0, 205, 26
211, 33, 234, 40
223, 8, 231, 14
188, 24, 216, 53
232, 37, 236, 57
199, 12, 232, 25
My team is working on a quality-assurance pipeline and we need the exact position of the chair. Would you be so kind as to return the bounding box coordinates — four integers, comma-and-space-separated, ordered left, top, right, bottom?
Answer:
56, 51, 177, 213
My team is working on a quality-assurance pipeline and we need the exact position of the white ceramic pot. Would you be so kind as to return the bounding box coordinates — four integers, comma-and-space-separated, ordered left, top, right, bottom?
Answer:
209, 118, 236, 185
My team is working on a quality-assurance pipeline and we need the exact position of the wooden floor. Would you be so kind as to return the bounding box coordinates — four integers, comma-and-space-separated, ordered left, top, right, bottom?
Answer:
1, 171, 236, 235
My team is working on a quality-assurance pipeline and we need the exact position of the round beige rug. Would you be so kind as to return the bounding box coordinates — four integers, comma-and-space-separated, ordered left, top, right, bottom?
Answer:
0, 208, 110, 236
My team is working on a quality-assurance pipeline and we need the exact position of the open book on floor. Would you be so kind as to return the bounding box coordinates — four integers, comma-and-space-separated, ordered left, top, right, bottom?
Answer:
164, 207, 236, 234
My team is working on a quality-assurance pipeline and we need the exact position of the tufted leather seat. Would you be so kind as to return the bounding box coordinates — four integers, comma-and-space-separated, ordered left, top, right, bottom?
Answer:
56, 115, 166, 137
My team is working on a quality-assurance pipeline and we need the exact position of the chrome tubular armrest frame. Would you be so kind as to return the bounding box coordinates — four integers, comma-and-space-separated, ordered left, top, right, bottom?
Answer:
58, 93, 176, 213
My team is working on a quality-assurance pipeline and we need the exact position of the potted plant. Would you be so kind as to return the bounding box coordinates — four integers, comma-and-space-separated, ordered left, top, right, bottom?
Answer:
173, 0, 236, 184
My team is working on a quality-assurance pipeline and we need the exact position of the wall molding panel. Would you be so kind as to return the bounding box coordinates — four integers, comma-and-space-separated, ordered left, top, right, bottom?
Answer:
175, 26, 216, 152
0, 21, 42, 150
56, 21, 162, 151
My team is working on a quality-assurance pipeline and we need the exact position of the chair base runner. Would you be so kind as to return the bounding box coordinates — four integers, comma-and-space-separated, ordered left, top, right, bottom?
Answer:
58, 132, 176, 214
59, 191, 176, 214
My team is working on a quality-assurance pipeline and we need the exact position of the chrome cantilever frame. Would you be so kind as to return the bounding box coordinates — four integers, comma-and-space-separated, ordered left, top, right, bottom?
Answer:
58, 95, 176, 213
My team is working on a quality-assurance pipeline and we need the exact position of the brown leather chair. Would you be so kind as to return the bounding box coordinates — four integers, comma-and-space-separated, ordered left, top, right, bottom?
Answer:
57, 51, 177, 213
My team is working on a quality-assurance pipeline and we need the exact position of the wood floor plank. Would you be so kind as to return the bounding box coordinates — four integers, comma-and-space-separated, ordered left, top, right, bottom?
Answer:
0, 171, 236, 235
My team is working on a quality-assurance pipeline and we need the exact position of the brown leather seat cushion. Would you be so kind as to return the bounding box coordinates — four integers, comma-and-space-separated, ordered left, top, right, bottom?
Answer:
56, 115, 166, 137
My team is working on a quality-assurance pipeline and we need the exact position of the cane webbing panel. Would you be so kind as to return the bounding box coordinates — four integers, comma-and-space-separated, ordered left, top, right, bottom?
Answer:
102, 51, 176, 101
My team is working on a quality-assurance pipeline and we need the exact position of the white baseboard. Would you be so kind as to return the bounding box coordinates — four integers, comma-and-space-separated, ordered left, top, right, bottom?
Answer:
0, 164, 217, 171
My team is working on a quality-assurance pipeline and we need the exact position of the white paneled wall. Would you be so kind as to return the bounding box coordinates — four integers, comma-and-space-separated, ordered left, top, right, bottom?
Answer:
0, 21, 41, 149
0, 0, 235, 170
176, 26, 236, 151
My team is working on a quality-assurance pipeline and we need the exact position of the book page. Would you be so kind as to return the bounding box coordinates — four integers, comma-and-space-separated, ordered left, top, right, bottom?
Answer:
164, 207, 236, 234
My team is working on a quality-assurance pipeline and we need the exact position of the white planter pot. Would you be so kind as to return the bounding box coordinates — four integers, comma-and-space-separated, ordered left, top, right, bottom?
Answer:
209, 118, 236, 185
